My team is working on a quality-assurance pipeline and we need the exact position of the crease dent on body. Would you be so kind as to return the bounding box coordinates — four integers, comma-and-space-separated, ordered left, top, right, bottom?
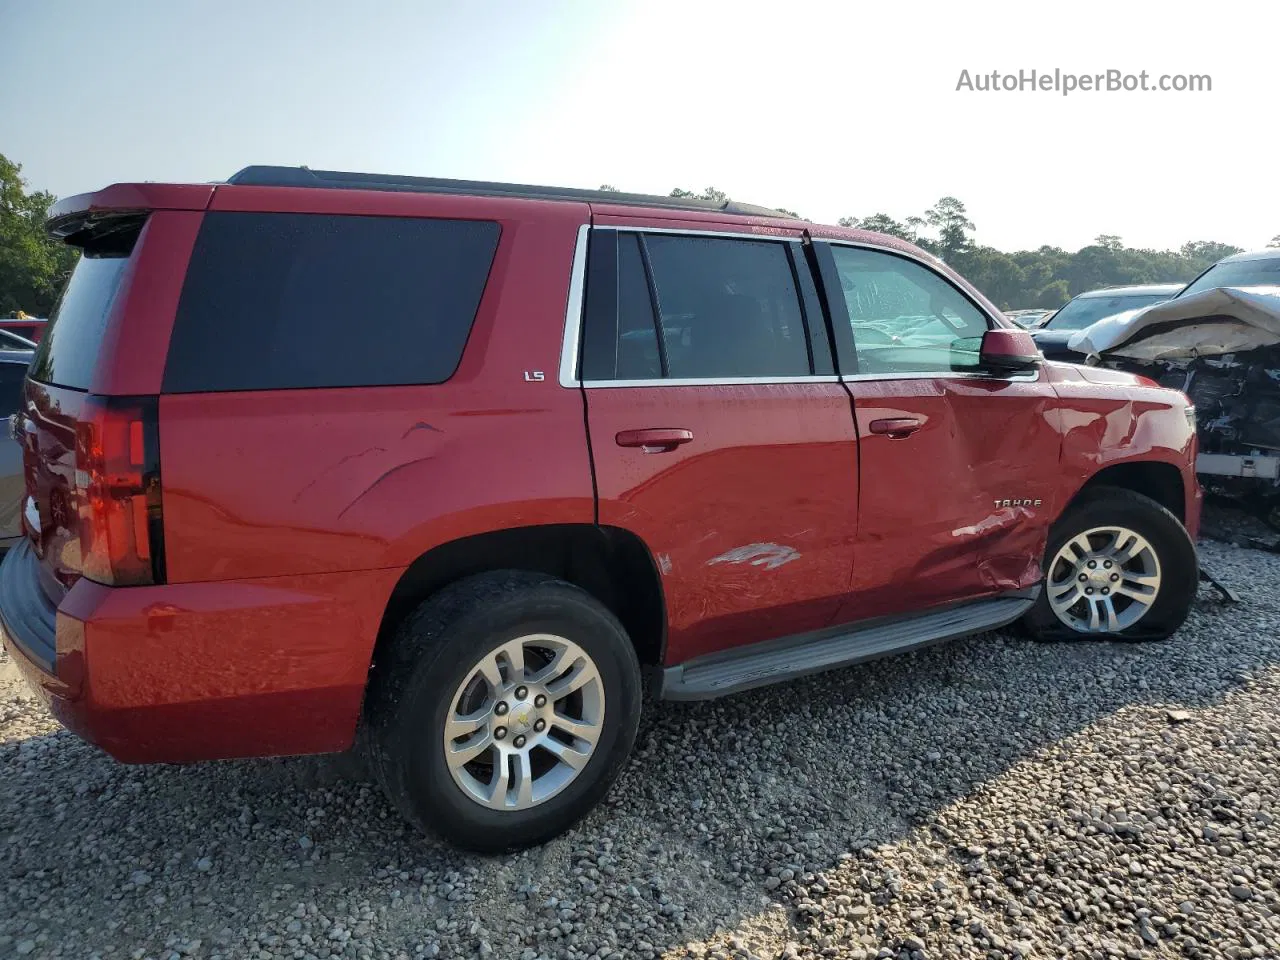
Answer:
706, 542, 800, 571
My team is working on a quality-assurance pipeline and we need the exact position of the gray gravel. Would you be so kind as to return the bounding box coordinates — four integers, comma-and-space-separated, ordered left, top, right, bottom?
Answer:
2, 536, 1278, 960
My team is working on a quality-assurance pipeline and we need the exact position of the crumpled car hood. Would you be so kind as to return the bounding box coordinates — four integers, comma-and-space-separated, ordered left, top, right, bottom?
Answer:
1067, 285, 1280, 361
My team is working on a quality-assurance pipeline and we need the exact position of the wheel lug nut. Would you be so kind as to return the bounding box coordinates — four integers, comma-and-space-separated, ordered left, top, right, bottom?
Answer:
515, 686, 528, 700
534, 719, 546, 732
1110, 573, 1119, 582
494, 702, 509, 716
534, 694, 547, 708
1101, 588, 1110, 596
494, 726, 507, 740
513, 735, 527, 748
1078, 574, 1088, 582
1085, 587, 1094, 595
1104, 560, 1112, 569
1087, 560, 1097, 569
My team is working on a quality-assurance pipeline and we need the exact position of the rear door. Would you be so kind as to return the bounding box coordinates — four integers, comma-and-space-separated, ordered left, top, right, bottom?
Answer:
813, 241, 1060, 623
576, 225, 859, 665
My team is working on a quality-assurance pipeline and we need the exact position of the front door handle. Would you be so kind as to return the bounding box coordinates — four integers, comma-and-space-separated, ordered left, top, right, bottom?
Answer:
868, 417, 922, 439
616, 428, 694, 453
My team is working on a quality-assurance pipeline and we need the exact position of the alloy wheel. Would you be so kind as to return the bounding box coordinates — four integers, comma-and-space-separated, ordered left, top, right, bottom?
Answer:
443, 634, 605, 810
1046, 525, 1162, 634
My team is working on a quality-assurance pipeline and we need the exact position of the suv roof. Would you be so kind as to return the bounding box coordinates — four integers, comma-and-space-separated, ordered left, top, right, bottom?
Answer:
226, 166, 793, 220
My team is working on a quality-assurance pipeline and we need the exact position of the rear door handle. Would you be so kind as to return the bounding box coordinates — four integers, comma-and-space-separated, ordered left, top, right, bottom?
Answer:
615, 428, 694, 453
868, 417, 922, 438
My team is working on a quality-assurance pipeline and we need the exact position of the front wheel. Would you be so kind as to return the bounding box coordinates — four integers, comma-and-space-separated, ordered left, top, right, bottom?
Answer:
1023, 487, 1198, 642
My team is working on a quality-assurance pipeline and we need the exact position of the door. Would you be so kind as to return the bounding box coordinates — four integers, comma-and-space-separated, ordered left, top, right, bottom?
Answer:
814, 242, 1061, 623
577, 227, 859, 665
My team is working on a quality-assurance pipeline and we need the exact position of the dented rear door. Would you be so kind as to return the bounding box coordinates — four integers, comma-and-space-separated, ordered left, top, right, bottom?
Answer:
578, 225, 858, 665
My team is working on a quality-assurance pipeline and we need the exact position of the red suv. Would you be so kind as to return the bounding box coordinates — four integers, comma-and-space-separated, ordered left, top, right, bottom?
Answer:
0, 167, 1201, 852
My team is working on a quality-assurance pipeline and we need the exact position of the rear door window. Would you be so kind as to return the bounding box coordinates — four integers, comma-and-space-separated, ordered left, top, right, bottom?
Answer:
163, 212, 500, 393
581, 231, 825, 381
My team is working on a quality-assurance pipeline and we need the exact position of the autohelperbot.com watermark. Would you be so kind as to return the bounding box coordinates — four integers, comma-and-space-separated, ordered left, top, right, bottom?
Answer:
956, 68, 1211, 96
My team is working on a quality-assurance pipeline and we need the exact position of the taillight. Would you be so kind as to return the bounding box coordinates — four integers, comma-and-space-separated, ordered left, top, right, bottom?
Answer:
75, 395, 165, 586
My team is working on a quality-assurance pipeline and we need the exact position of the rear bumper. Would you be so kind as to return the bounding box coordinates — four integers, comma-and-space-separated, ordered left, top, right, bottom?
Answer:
0, 541, 399, 763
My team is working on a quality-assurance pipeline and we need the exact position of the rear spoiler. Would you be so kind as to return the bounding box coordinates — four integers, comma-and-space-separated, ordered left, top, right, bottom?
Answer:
47, 183, 215, 241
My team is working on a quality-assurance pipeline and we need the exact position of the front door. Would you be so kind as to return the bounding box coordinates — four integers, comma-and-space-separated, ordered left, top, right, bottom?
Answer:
813, 241, 1061, 624
577, 226, 860, 665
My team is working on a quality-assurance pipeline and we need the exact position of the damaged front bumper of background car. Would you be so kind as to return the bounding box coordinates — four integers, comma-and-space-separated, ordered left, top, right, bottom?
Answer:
1068, 285, 1280, 523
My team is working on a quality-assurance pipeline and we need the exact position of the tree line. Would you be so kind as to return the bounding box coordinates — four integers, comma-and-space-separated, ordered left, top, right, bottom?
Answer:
3, 152, 1277, 319
608, 184, 1280, 310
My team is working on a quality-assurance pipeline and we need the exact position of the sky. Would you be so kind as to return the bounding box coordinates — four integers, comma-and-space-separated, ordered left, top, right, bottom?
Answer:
1, 0, 1276, 253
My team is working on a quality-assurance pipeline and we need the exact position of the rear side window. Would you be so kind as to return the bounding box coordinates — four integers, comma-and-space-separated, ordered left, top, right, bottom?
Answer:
29, 252, 132, 390
581, 231, 821, 381
164, 213, 500, 393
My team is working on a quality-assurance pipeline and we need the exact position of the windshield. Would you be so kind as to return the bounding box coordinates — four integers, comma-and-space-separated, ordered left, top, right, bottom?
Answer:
1046, 293, 1173, 331
1179, 258, 1280, 298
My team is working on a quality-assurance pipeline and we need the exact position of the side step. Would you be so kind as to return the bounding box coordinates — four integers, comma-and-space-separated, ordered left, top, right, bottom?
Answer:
659, 589, 1038, 701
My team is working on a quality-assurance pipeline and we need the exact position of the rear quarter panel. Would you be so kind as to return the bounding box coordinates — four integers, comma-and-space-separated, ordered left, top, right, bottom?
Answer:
158, 192, 595, 585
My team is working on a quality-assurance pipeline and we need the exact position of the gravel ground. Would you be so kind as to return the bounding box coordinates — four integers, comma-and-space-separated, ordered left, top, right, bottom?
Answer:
2, 536, 1278, 960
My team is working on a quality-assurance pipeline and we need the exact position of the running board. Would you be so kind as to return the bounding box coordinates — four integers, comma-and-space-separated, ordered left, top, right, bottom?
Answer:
659, 589, 1038, 701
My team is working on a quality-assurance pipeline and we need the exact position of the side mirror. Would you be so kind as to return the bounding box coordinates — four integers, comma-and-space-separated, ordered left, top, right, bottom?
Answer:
979, 328, 1042, 374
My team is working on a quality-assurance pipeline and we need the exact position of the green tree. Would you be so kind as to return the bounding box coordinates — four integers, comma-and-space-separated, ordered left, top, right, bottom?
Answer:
1, 153, 78, 316
1095, 234, 1124, 251
597, 184, 620, 192
1179, 240, 1244, 271
836, 214, 914, 242
670, 186, 728, 204
924, 196, 975, 260
1035, 280, 1070, 309
1270, 235, 1280, 248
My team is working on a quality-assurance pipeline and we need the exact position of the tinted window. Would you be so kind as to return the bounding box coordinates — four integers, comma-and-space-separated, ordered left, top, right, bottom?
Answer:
0, 362, 27, 418
828, 246, 990, 375
643, 234, 811, 379
29, 253, 130, 390
164, 213, 500, 393
1180, 257, 1280, 298
1046, 293, 1172, 331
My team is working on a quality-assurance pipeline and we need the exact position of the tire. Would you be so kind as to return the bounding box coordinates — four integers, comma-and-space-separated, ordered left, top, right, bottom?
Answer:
361, 571, 642, 853
1023, 486, 1197, 642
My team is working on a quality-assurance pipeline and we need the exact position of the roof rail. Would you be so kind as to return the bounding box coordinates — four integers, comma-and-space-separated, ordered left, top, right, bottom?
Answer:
226, 166, 791, 219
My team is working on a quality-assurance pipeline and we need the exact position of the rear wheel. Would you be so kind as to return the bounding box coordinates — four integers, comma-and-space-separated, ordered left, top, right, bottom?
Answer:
1024, 487, 1197, 642
362, 571, 641, 853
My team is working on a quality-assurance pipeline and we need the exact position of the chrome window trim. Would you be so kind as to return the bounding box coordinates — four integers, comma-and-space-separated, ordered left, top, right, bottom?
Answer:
593, 224, 802, 243
584, 375, 840, 389
557, 223, 591, 388
840, 370, 1040, 384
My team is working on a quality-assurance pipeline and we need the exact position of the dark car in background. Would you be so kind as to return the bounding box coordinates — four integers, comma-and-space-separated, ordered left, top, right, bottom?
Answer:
0, 347, 34, 551
1033, 284, 1182, 360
